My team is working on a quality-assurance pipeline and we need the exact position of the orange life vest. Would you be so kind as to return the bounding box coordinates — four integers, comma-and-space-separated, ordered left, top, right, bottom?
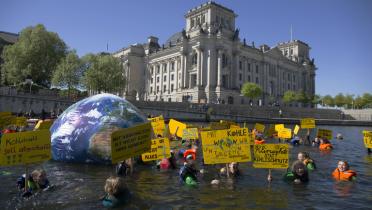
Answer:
319, 143, 333, 150
183, 149, 196, 160
254, 139, 265, 144
332, 169, 357, 181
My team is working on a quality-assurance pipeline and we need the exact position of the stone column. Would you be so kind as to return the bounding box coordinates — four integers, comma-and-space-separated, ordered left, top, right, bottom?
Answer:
196, 48, 201, 86
206, 49, 211, 89
167, 60, 171, 94
200, 49, 204, 87
160, 63, 163, 97
175, 58, 179, 90
217, 49, 222, 88
180, 55, 184, 89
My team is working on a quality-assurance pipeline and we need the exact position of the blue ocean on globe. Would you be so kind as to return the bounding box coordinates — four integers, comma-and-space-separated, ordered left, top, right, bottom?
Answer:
50, 93, 147, 164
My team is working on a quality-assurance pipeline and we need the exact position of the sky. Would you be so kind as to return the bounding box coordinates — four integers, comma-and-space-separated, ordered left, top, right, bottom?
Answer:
1, 0, 372, 97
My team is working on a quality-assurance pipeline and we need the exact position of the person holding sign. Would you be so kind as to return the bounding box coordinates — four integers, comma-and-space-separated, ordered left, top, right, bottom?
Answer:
332, 161, 357, 181
283, 161, 309, 184
297, 152, 316, 171
17, 169, 50, 197
319, 138, 333, 151
179, 154, 199, 186
101, 176, 131, 208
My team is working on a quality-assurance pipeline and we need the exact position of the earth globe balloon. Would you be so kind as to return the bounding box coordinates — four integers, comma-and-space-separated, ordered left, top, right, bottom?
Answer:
50, 93, 147, 164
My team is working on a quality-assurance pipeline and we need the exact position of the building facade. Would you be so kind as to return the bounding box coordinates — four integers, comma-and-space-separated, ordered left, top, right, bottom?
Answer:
113, 1, 316, 105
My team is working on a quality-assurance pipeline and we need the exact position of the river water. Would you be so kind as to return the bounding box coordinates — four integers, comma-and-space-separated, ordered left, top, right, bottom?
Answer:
1, 125, 372, 209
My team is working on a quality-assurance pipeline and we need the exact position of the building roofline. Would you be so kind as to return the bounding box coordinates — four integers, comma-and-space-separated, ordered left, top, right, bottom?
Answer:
185, 1, 236, 18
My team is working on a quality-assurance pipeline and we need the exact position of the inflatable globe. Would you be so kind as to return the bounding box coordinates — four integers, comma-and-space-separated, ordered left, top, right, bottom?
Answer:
50, 93, 147, 164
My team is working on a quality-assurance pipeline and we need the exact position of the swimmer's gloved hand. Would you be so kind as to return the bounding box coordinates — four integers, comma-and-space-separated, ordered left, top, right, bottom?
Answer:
22, 191, 32, 198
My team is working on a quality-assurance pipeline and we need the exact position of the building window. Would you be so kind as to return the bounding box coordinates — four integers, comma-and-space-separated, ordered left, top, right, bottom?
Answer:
222, 75, 228, 88
201, 14, 205, 23
191, 74, 197, 88
171, 84, 174, 92
290, 49, 293, 55
157, 86, 159, 93
168, 98, 171, 102
150, 87, 153, 93
163, 85, 166, 92
256, 65, 259, 73
288, 83, 290, 90
256, 77, 259, 84
239, 73, 242, 81
151, 67, 154, 75
222, 54, 228, 68
151, 78, 153, 84
156, 65, 160, 74
239, 61, 242, 70
191, 19, 195, 28
248, 63, 251, 72
293, 75, 296, 82
171, 74, 174, 81
157, 77, 159, 83
248, 75, 251, 82
239, 84, 242, 90
171, 62, 175, 71
192, 53, 197, 66
163, 64, 167, 73
164, 75, 167, 82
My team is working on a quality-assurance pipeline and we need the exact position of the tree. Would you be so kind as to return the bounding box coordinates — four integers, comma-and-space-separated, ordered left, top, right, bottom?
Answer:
334, 93, 346, 107
322, 95, 335, 107
83, 53, 126, 94
241, 82, 262, 100
295, 91, 309, 106
283, 90, 296, 104
354, 95, 364, 109
362, 93, 372, 108
344, 94, 354, 109
1, 24, 67, 87
311, 94, 321, 107
52, 50, 83, 98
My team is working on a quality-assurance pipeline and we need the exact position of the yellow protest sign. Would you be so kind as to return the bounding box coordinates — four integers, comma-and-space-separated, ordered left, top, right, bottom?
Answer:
12, 117, 28, 127
0, 112, 12, 117
317, 128, 333, 140
168, 119, 187, 138
210, 122, 230, 130
111, 122, 152, 164
34, 120, 54, 130
275, 124, 284, 132
0, 115, 16, 129
148, 116, 165, 137
141, 138, 171, 161
301, 118, 316, 129
0, 130, 51, 166
266, 124, 276, 137
278, 128, 292, 139
254, 123, 265, 133
293, 125, 300, 135
182, 128, 199, 140
201, 128, 251, 164
363, 131, 372, 149
253, 144, 289, 168
230, 124, 241, 129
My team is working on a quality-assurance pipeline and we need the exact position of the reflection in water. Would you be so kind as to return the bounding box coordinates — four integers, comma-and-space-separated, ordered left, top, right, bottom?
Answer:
0, 125, 372, 209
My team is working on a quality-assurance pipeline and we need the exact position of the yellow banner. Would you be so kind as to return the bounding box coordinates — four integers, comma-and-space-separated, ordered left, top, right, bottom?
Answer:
278, 128, 292, 139
148, 116, 165, 137
201, 128, 251, 164
255, 123, 265, 133
363, 130, 372, 149
168, 119, 187, 138
275, 124, 284, 132
0, 112, 12, 117
230, 124, 241, 129
0, 115, 16, 129
253, 144, 289, 168
182, 128, 199, 140
141, 138, 171, 161
301, 118, 316, 129
0, 130, 51, 166
317, 128, 333, 140
293, 125, 300, 135
111, 122, 152, 164
12, 117, 28, 127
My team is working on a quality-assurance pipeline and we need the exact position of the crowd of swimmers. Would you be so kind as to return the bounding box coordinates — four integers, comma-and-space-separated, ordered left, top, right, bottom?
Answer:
6, 122, 367, 208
